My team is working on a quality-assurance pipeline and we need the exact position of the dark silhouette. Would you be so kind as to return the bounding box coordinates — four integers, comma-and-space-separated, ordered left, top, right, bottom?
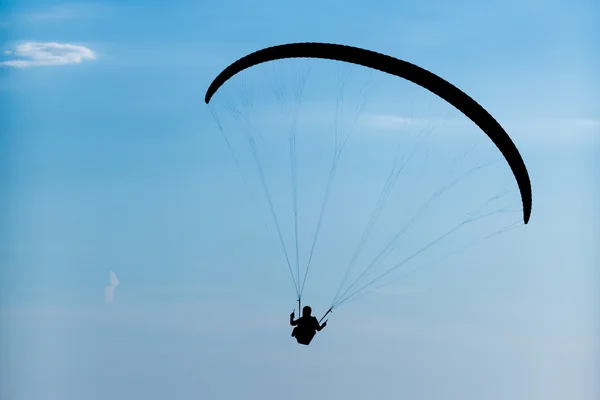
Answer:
290, 306, 327, 345
205, 42, 532, 224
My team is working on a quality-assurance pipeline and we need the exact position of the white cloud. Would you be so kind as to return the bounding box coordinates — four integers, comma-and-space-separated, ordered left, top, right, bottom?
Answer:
104, 270, 120, 305
1, 42, 96, 68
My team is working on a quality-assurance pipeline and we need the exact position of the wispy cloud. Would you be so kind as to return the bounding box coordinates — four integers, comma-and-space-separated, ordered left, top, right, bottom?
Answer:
0, 3, 114, 27
1, 42, 96, 68
502, 117, 600, 147
359, 113, 600, 144
104, 271, 120, 305
359, 113, 457, 132
20, 7, 78, 22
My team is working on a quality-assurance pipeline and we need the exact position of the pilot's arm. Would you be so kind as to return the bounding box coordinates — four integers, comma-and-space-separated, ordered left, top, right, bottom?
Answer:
290, 312, 298, 326
315, 317, 327, 331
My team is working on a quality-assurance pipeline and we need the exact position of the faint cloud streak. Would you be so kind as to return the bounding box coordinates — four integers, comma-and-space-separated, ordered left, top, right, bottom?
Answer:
361, 113, 600, 144
1, 42, 96, 68
104, 271, 120, 305
0, 4, 114, 27
21, 7, 78, 22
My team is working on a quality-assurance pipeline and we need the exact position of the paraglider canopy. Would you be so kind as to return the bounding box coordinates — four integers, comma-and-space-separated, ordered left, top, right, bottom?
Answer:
205, 42, 531, 224
205, 42, 532, 333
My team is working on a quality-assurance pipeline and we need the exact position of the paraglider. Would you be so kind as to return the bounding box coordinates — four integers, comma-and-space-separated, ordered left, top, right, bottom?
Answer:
205, 42, 532, 345
290, 306, 327, 345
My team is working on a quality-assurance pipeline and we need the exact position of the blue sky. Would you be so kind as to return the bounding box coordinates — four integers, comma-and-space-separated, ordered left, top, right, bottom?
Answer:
1, 0, 599, 399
